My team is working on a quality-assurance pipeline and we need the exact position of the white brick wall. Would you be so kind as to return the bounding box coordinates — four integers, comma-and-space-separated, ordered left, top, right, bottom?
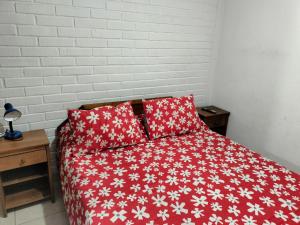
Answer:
0, 0, 221, 146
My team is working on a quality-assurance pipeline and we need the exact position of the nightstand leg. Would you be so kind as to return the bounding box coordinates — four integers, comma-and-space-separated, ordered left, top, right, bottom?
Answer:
0, 174, 7, 217
45, 146, 55, 203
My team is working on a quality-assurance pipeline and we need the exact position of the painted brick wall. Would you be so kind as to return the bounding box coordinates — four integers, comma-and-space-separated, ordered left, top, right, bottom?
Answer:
0, 0, 221, 148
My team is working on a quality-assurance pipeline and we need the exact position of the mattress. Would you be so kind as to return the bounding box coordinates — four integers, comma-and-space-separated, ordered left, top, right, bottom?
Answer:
58, 123, 300, 225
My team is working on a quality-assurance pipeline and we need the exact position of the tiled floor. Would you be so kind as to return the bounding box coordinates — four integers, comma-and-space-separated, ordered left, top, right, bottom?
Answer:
0, 185, 69, 225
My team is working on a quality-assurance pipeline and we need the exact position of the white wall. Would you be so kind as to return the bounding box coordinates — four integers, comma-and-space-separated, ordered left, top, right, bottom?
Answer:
213, 0, 300, 172
0, 0, 221, 145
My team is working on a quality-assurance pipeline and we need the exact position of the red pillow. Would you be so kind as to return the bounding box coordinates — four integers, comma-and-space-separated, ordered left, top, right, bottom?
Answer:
68, 102, 145, 152
143, 96, 203, 139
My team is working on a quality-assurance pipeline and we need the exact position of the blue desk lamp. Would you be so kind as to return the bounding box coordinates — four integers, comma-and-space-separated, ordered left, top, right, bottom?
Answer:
3, 103, 23, 140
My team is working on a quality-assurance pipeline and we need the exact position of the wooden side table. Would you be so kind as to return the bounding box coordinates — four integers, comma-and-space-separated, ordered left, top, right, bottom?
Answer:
197, 106, 230, 136
0, 129, 55, 217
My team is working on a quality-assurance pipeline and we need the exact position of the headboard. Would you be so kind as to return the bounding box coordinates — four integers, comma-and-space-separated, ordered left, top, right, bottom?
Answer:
80, 99, 144, 114
56, 96, 172, 137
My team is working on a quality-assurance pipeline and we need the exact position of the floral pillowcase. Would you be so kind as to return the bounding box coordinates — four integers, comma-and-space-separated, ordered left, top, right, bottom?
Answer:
143, 95, 203, 139
68, 102, 145, 152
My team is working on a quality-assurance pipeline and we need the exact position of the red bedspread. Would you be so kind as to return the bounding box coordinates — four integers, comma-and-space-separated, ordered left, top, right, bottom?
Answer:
59, 124, 300, 225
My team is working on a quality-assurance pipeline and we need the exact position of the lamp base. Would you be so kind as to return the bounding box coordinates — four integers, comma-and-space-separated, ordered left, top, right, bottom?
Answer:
4, 130, 23, 141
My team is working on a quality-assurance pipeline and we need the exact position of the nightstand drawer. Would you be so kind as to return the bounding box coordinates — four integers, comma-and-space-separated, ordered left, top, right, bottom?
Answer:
0, 148, 47, 172
203, 115, 227, 128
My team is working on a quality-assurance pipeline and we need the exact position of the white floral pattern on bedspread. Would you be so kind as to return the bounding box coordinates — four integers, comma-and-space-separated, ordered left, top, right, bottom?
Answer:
58, 123, 300, 225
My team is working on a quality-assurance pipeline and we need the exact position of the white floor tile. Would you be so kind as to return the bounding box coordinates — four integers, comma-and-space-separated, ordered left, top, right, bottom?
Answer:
0, 212, 15, 225
18, 212, 69, 225
15, 198, 65, 225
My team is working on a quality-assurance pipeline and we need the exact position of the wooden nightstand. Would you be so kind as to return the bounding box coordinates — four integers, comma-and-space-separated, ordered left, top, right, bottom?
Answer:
0, 129, 55, 217
197, 106, 230, 136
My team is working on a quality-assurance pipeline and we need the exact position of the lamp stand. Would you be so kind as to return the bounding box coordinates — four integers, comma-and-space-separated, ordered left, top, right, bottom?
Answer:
4, 121, 23, 141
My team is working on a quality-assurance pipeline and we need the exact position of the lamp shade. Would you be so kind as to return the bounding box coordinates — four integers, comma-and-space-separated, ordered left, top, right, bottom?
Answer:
4, 103, 22, 122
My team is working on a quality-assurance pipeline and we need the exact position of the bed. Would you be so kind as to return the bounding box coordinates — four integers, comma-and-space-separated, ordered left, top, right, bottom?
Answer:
57, 99, 300, 225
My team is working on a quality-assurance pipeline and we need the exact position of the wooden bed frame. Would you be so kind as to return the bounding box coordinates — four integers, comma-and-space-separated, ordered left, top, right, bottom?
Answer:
55, 97, 171, 152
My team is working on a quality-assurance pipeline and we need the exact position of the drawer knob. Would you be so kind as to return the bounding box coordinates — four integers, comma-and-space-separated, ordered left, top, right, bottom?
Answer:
19, 159, 25, 166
